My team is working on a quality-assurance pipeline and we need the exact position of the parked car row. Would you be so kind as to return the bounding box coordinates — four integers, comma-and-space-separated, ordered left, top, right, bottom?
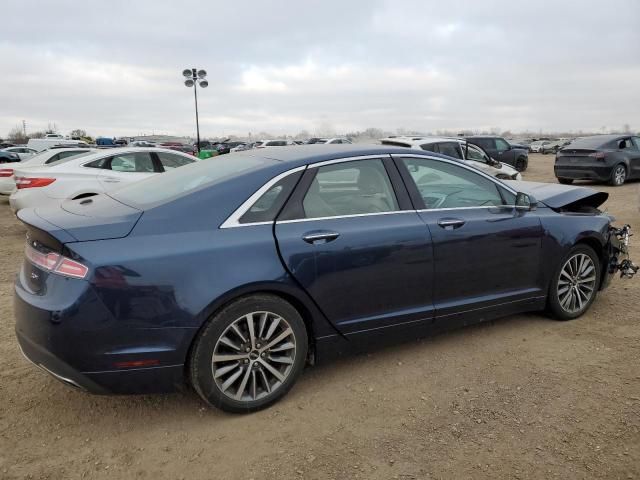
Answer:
380, 136, 523, 180
3, 147, 198, 212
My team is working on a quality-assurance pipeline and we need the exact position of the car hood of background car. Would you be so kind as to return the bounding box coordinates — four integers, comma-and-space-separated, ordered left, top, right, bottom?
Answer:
19, 195, 143, 243
503, 180, 608, 210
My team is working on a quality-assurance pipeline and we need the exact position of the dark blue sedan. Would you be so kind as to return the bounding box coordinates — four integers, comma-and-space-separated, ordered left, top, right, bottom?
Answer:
14, 145, 636, 412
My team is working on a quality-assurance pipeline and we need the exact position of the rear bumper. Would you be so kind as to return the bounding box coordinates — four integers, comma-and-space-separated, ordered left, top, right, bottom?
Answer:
14, 271, 193, 394
554, 164, 612, 181
10, 189, 59, 213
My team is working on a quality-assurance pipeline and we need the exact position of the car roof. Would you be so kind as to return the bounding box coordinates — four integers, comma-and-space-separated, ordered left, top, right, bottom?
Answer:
465, 135, 501, 139
236, 144, 448, 168
380, 136, 465, 146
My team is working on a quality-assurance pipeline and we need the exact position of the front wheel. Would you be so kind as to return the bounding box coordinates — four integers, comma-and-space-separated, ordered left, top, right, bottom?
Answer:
609, 164, 627, 186
515, 157, 527, 172
558, 178, 574, 185
547, 245, 601, 320
190, 294, 308, 413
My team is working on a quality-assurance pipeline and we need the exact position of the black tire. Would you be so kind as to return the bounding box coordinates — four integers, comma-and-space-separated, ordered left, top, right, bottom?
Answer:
190, 294, 308, 413
547, 245, 601, 321
558, 178, 574, 185
609, 164, 627, 186
515, 156, 527, 172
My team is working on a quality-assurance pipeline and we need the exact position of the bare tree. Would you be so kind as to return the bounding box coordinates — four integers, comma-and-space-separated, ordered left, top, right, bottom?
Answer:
6, 126, 28, 144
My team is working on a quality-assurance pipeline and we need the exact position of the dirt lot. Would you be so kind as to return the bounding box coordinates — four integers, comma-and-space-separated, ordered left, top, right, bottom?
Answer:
0, 154, 638, 479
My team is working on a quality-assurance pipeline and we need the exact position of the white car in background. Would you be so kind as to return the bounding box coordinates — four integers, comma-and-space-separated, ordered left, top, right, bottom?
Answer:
314, 138, 353, 144
9, 147, 197, 213
0, 148, 96, 196
380, 136, 522, 180
2, 146, 38, 160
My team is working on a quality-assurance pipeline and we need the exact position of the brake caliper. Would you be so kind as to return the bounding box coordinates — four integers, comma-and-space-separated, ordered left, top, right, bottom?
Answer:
610, 224, 638, 279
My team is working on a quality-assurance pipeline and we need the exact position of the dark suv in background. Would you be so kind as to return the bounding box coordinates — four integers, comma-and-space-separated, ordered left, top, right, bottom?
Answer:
554, 134, 640, 186
465, 136, 529, 172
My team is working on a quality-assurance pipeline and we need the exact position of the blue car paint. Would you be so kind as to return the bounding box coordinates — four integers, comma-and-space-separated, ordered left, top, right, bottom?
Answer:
13, 145, 616, 394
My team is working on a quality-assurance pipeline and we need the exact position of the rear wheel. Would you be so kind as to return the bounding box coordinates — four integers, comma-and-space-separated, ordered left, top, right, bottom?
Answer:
558, 178, 574, 185
609, 164, 627, 186
547, 245, 600, 320
190, 294, 308, 413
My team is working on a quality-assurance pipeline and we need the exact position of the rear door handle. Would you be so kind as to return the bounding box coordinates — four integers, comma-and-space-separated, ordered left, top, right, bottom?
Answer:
302, 231, 340, 244
437, 218, 465, 230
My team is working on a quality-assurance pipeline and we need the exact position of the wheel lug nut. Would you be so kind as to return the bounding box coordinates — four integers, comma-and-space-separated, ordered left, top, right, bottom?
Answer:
244, 359, 249, 364
256, 343, 261, 348
245, 347, 250, 352
261, 352, 266, 357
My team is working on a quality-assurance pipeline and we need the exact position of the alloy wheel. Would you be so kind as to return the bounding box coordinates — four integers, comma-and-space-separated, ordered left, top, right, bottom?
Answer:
557, 253, 597, 314
613, 165, 626, 185
211, 311, 296, 402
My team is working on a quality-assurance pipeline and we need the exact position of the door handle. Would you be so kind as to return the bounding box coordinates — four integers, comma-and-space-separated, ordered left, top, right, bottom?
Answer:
103, 177, 121, 183
437, 218, 465, 230
302, 231, 340, 244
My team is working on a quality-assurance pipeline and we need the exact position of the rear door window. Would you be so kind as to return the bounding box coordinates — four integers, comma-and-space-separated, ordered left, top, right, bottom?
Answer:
301, 159, 398, 219
107, 152, 156, 172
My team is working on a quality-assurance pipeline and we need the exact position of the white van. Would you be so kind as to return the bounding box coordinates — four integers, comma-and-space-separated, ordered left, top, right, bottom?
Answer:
27, 137, 86, 152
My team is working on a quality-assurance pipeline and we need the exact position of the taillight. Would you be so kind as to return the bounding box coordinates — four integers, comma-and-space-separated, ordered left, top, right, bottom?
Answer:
588, 152, 606, 160
0, 168, 13, 177
15, 177, 56, 189
25, 243, 89, 279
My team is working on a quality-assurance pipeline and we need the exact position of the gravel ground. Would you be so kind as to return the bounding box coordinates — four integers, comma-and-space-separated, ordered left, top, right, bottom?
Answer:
0, 154, 639, 479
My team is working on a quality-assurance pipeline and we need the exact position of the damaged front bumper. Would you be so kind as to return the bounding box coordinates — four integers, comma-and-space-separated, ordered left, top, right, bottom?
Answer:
608, 224, 638, 280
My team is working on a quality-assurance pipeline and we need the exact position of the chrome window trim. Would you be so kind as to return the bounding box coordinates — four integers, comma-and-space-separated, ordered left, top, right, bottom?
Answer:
220, 153, 524, 229
276, 210, 414, 225
308, 154, 388, 168
391, 153, 519, 196
220, 165, 307, 229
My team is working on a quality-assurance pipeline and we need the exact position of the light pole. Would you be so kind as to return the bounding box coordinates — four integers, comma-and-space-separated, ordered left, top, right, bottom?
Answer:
182, 68, 208, 153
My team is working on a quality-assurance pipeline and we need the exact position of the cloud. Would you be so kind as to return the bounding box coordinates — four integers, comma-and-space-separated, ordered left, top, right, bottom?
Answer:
0, 0, 638, 137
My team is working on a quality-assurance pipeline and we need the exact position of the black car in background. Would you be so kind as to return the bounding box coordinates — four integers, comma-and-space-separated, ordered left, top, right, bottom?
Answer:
555, 135, 640, 186
465, 136, 529, 172
0, 149, 20, 163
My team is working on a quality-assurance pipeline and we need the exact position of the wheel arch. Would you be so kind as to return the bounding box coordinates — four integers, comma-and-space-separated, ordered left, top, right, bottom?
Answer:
184, 281, 337, 373
574, 235, 608, 289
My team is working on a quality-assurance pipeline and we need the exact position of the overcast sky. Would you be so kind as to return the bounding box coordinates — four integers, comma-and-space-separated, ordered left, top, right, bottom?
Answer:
1, 0, 639, 138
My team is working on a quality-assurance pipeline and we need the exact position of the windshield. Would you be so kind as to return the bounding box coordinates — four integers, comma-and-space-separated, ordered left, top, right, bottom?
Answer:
111, 154, 269, 208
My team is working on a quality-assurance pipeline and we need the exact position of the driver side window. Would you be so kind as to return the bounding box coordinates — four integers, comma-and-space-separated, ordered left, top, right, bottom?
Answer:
465, 144, 489, 163
401, 157, 505, 209
495, 138, 510, 152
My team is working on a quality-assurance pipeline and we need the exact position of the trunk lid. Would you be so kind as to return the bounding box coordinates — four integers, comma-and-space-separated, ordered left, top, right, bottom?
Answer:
19, 194, 143, 243
503, 180, 608, 210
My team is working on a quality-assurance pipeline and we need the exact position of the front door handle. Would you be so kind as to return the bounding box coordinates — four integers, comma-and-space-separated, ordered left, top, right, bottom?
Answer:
302, 231, 340, 244
437, 218, 465, 230
103, 177, 121, 183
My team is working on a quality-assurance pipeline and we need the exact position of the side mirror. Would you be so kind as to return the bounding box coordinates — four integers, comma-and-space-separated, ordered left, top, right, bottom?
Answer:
516, 192, 537, 211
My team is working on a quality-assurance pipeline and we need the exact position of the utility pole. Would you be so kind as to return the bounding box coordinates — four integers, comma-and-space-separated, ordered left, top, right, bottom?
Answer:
22, 120, 26, 137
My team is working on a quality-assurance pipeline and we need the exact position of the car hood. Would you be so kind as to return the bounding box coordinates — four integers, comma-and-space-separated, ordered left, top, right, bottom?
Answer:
27, 194, 143, 243
502, 180, 608, 210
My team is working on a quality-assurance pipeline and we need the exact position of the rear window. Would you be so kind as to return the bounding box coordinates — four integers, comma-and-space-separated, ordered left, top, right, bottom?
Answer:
111, 154, 267, 208
569, 136, 616, 149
